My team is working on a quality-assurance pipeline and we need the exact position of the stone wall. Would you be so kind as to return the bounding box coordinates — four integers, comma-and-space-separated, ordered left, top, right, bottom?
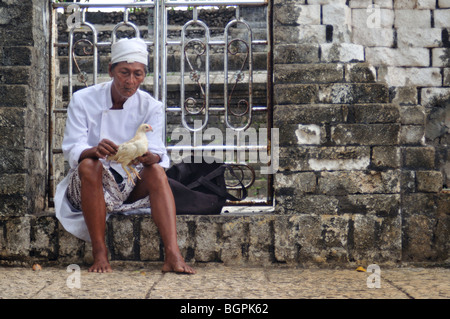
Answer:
0, 0, 448, 267
272, 0, 449, 264
0, 0, 49, 216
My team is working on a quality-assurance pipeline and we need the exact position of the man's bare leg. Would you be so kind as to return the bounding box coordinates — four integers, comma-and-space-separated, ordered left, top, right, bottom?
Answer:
78, 158, 112, 273
126, 164, 196, 274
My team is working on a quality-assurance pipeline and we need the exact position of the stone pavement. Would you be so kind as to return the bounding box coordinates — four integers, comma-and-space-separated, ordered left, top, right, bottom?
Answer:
0, 262, 449, 301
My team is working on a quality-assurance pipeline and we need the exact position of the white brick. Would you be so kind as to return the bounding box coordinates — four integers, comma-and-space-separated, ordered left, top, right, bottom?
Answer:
298, 25, 327, 44
323, 4, 352, 26
439, 0, 450, 8
296, 5, 321, 25
332, 25, 353, 43
366, 47, 430, 67
394, 0, 435, 9
352, 8, 395, 28
432, 48, 450, 67
434, 9, 450, 27
295, 125, 323, 145
379, 67, 442, 87
308, 0, 346, 4
397, 28, 442, 48
352, 27, 395, 47
374, 0, 393, 8
394, 10, 431, 28
349, 0, 372, 8
444, 68, 450, 86
320, 43, 365, 62
421, 87, 450, 105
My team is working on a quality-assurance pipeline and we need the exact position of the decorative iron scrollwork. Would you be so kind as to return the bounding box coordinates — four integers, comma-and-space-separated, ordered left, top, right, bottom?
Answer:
183, 39, 207, 115
72, 39, 94, 87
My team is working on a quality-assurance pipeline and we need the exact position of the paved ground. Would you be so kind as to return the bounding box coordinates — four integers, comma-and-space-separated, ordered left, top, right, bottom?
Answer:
0, 262, 449, 301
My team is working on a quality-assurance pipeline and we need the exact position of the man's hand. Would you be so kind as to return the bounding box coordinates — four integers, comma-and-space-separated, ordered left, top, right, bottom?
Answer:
135, 151, 161, 166
79, 139, 119, 162
96, 139, 119, 159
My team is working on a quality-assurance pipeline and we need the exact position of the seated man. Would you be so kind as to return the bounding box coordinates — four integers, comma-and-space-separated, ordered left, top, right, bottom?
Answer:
55, 38, 195, 274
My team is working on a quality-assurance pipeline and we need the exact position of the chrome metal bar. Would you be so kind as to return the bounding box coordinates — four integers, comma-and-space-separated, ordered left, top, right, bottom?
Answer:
165, 39, 268, 46
111, 9, 141, 43
224, 18, 253, 131
154, 1, 160, 101
52, 1, 267, 8
166, 106, 268, 112
162, 0, 168, 144
68, 16, 98, 98
180, 18, 210, 132
167, 145, 267, 151
52, 1, 156, 9
158, 0, 268, 6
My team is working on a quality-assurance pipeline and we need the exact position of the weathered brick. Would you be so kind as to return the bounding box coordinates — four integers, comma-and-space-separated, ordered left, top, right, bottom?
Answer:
273, 215, 322, 263
0, 85, 28, 107
317, 170, 401, 195
0, 66, 30, 84
352, 27, 394, 47
194, 216, 220, 262
274, 43, 320, 63
416, 171, 443, 192
366, 47, 430, 67
275, 63, 343, 84
274, 4, 320, 25
0, 47, 33, 66
400, 125, 425, 145
346, 104, 400, 123
275, 171, 317, 193
352, 8, 395, 28
108, 215, 136, 260
318, 83, 389, 104
274, 104, 345, 125
0, 173, 26, 195
279, 146, 371, 171
345, 63, 376, 83
390, 87, 419, 105
30, 216, 58, 259
322, 4, 351, 26
352, 214, 402, 262
372, 146, 401, 169
3, 216, 30, 256
274, 84, 318, 105
403, 146, 436, 169
378, 67, 442, 87
394, 9, 431, 28
331, 124, 400, 145
274, 26, 326, 45
320, 43, 365, 63
139, 215, 161, 261
397, 28, 442, 48
400, 105, 425, 124
338, 194, 400, 216
434, 9, 450, 28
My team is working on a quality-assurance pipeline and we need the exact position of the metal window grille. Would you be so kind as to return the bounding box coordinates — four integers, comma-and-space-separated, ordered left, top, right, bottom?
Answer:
49, 0, 273, 210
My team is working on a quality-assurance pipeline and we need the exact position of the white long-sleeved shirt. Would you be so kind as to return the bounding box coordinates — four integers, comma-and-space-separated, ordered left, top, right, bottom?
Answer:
62, 80, 169, 173
55, 80, 168, 241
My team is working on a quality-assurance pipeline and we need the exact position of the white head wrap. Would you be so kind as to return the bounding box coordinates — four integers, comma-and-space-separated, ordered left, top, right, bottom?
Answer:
111, 38, 148, 66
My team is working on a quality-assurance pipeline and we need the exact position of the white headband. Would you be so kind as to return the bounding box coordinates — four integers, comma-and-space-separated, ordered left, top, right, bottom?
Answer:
111, 38, 148, 66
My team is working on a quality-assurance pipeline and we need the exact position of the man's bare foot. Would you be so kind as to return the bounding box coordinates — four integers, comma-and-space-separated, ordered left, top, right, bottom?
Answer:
89, 246, 112, 273
162, 251, 196, 274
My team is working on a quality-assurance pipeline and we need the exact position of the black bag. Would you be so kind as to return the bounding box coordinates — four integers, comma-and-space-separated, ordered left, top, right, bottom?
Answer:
166, 156, 247, 215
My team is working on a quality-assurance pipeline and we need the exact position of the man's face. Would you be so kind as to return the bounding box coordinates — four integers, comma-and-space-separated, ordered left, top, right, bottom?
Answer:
109, 62, 146, 99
